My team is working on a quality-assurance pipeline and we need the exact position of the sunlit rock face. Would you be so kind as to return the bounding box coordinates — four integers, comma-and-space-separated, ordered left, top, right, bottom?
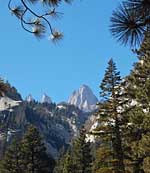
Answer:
26, 94, 34, 102
41, 93, 52, 104
68, 84, 98, 112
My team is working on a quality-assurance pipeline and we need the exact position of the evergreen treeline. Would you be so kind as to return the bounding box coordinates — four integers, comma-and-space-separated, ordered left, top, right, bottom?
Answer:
54, 126, 93, 173
91, 34, 150, 172
0, 125, 55, 173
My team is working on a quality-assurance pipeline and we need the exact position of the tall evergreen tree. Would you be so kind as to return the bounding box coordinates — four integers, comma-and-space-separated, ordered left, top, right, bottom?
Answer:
54, 149, 74, 173
62, 151, 74, 173
110, 0, 150, 168
72, 127, 92, 173
21, 125, 55, 173
58, 127, 92, 173
0, 125, 55, 173
93, 59, 127, 173
123, 33, 150, 173
92, 144, 113, 173
0, 139, 22, 173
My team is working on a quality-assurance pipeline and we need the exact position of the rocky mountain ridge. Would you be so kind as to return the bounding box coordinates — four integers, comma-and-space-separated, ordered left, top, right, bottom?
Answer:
41, 93, 52, 104
0, 83, 93, 159
68, 84, 98, 112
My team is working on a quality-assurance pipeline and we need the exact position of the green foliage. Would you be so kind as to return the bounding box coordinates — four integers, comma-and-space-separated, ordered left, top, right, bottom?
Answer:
92, 146, 113, 173
62, 152, 74, 173
143, 157, 150, 173
72, 127, 92, 173
110, 0, 150, 47
55, 27, 150, 173
0, 79, 9, 97
21, 125, 55, 173
92, 47, 150, 173
0, 125, 55, 173
0, 139, 22, 173
123, 36, 150, 172
93, 59, 126, 173
136, 32, 150, 57
55, 127, 92, 173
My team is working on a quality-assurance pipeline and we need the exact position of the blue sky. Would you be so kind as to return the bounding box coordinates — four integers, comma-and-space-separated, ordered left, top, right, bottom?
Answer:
0, 0, 137, 103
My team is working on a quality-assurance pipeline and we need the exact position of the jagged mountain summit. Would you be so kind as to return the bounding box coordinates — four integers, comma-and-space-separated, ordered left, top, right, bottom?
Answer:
26, 94, 34, 102
68, 84, 98, 112
41, 93, 52, 104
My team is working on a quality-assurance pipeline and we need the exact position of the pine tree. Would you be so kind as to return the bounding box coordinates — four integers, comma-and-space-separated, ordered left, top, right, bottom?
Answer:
60, 127, 92, 173
124, 33, 150, 173
62, 151, 74, 173
0, 139, 22, 173
72, 127, 92, 173
93, 58, 126, 173
137, 32, 150, 57
54, 149, 74, 173
21, 125, 55, 173
92, 145, 113, 173
110, 0, 150, 47
0, 125, 55, 173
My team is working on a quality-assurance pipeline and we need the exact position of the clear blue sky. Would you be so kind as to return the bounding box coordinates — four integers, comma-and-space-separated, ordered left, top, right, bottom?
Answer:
0, 0, 137, 103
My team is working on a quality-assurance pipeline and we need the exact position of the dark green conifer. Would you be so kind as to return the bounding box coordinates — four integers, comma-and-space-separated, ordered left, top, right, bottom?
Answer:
0, 139, 22, 173
62, 151, 74, 173
21, 125, 55, 173
93, 59, 126, 173
58, 127, 92, 173
72, 127, 92, 173
124, 33, 150, 173
54, 149, 74, 173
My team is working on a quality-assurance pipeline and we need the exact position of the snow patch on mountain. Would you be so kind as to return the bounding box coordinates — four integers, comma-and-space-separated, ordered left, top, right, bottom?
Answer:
57, 105, 67, 109
68, 85, 98, 112
0, 96, 21, 111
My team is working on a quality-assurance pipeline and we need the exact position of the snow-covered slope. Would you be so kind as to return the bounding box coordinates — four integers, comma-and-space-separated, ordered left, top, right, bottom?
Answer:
41, 93, 52, 104
0, 96, 21, 111
68, 85, 98, 112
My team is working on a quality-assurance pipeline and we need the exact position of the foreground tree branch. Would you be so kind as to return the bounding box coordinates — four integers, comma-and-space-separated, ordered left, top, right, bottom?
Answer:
110, 0, 150, 47
8, 0, 72, 42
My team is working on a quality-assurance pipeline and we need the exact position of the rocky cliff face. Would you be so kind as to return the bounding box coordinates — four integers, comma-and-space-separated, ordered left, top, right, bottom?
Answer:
68, 85, 98, 112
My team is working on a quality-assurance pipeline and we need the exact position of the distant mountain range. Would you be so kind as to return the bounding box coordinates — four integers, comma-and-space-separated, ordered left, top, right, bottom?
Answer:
0, 83, 97, 159
26, 84, 98, 112
26, 93, 52, 104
